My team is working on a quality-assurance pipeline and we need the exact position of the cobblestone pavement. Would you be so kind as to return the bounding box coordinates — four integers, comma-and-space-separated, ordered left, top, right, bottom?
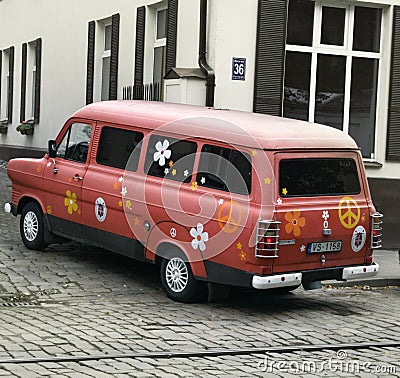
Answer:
0, 162, 400, 377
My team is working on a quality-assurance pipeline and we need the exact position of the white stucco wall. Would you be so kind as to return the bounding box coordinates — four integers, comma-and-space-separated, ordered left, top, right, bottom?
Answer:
0, 0, 150, 150
0, 0, 399, 180
208, 0, 258, 112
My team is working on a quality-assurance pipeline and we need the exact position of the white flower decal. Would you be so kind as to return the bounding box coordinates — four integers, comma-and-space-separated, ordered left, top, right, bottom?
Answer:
322, 210, 329, 221
200, 177, 206, 185
153, 140, 171, 167
121, 186, 127, 197
164, 168, 170, 175
183, 170, 189, 177
190, 223, 209, 252
277, 198, 283, 205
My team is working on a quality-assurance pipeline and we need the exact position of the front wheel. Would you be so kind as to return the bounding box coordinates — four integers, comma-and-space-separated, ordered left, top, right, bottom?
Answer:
160, 253, 206, 303
20, 202, 47, 250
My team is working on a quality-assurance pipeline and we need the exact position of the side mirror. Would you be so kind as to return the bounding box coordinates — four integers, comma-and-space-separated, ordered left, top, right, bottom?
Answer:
48, 140, 57, 158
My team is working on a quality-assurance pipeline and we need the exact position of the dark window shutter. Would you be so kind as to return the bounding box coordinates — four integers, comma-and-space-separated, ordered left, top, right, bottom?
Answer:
7, 46, 14, 124
387, 6, 400, 161
20, 43, 27, 123
109, 13, 120, 100
134, 6, 146, 89
86, 21, 96, 105
0, 51, 2, 116
253, 0, 287, 116
34, 38, 42, 124
166, 0, 178, 72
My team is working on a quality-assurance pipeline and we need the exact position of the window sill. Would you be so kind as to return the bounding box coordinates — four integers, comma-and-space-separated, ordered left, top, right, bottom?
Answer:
363, 160, 383, 169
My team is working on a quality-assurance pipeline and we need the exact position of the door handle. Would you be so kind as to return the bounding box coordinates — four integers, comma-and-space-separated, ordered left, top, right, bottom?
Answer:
73, 174, 83, 181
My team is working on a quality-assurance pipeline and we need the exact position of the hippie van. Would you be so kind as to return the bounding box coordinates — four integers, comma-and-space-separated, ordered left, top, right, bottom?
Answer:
5, 101, 383, 302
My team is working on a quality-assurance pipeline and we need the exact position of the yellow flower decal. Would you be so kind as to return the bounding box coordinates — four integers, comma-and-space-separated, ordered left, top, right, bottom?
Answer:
125, 200, 132, 210
282, 188, 288, 196
285, 210, 306, 237
236, 242, 242, 250
191, 182, 198, 191
239, 251, 247, 261
264, 177, 272, 185
64, 190, 78, 215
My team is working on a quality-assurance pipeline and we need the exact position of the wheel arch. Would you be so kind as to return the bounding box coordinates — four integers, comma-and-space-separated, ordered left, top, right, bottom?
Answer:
17, 195, 45, 215
153, 240, 207, 279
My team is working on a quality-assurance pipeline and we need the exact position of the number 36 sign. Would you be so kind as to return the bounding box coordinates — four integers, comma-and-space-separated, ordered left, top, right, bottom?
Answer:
232, 57, 246, 81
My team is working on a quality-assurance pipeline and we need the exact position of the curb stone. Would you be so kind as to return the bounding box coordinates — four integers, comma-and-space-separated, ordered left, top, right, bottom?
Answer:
324, 278, 400, 288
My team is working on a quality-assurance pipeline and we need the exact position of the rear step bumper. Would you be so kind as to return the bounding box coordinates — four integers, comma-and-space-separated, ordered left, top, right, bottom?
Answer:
252, 262, 380, 290
342, 262, 379, 280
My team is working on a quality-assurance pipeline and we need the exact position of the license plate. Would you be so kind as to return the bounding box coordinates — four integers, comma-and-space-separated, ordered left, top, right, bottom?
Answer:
307, 241, 342, 254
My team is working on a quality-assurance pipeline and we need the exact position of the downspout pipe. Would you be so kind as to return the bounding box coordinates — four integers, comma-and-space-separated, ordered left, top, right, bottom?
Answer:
198, 0, 215, 107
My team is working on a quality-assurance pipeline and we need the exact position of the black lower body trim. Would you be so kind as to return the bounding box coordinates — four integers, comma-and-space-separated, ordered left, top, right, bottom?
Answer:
203, 261, 253, 288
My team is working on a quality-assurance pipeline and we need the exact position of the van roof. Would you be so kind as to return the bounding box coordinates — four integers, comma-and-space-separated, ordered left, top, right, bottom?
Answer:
73, 101, 359, 151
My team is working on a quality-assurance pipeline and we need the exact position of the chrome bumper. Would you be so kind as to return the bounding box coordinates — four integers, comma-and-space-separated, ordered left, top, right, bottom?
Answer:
4, 202, 17, 216
252, 272, 302, 290
342, 262, 379, 280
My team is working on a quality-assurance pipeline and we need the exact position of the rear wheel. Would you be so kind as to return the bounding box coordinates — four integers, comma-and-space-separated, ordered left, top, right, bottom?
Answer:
20, 202, 47, 250
160, 252, 206, 303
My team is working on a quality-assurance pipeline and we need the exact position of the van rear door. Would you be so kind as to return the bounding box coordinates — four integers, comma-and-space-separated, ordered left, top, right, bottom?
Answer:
271, 151, 371, 274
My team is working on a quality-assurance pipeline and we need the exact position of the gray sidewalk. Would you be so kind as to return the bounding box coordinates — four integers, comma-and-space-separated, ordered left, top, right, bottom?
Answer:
329, 249, 400, 287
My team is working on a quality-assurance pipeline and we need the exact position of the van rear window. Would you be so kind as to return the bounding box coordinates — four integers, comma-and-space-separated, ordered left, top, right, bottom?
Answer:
279, 158, 360, 197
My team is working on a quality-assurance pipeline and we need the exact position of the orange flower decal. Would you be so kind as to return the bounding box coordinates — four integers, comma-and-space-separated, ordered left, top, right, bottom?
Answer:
64, 190, 78, 215
285, 210, 306, 237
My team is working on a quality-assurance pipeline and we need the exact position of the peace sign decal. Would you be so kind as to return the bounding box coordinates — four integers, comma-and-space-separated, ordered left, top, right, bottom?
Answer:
338, 196, 360, 229
217, 201, 242, 234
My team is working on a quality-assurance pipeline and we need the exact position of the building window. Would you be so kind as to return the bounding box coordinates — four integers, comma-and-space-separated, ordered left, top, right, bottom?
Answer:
101, 24, 112, 101
0, 47, 14, 124
20, 39, 42, 124
28, 41, 38, 119
284, 1, 382, 159
153, 7, 167, 99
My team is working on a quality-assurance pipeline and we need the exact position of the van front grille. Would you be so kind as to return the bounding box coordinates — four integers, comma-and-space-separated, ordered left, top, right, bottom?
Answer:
255, 220, 280, 258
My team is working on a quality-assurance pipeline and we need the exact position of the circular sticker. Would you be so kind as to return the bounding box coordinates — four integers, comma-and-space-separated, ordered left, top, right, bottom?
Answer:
338, 196, 360, 229
351, 225, 366, 252
95, 197, 107, 222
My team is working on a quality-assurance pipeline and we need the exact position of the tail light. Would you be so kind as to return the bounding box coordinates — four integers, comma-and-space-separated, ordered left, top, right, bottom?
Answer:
255, 220, 280, 258
370, 212, 383, 249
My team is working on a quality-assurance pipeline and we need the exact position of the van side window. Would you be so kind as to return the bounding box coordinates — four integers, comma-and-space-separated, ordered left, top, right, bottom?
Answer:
97, 127, 144, 171
279, 158, 361, 197
197, 145, 252, 195
57, 123, 92, 164
145, 135, 197, 182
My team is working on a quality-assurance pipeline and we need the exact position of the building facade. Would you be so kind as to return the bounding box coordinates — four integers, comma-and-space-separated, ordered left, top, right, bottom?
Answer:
0, 0, 399, 247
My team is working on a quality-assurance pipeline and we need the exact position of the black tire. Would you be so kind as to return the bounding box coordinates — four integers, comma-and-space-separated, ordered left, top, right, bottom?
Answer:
160, 252, 206, 303
20, 202, 47, 251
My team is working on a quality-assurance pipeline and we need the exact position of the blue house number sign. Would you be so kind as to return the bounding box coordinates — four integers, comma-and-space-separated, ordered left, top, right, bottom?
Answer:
232, 57, 246, 81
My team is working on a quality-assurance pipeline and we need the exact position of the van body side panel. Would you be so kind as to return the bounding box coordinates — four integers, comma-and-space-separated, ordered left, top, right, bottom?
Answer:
7, 158, 46, 213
